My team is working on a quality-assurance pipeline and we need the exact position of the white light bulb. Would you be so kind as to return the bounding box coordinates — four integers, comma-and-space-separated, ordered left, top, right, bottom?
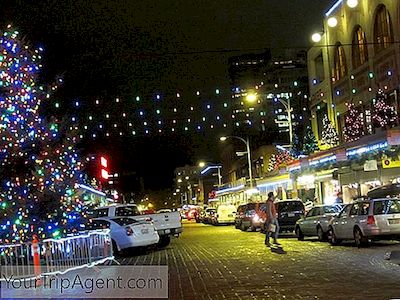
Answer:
327, 17, 338, 28
347, 0, 358, 8
311, 33, 322, 43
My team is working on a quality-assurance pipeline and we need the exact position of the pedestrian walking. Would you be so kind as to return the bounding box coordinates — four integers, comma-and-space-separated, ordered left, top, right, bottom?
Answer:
264, 192, 280, 247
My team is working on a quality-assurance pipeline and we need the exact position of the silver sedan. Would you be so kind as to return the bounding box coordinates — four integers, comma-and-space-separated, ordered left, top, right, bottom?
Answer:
295, 205, 341, 241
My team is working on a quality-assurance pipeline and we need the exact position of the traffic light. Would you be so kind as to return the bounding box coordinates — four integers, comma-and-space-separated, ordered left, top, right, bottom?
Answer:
100, 156, 109, 180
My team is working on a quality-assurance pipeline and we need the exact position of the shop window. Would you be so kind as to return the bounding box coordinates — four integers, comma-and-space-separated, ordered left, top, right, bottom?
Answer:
373, 5, 394, 53
359, 202, 370, 215
314, 52, 325, 82
350, 203, 360, 216
333, 43, 347, 81
352, 25, 368, 69
316, 104, 328, 139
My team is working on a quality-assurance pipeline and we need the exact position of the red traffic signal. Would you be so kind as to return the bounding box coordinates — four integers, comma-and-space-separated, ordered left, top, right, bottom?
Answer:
100, 156, 109, 180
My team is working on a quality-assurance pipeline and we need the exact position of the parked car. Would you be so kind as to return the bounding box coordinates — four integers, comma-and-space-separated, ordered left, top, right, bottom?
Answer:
328, 198, 400, 247
202, 208, 216, 224
235, 202, 267, 231
295, 205, 342, 241
91, 204, 182, 247
211, 205, 236, 225
274, 199, 305, 233
87, 217, 159, 255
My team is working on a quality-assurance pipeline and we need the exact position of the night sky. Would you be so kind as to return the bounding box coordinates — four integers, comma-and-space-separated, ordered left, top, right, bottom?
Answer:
0, 0, 333, 191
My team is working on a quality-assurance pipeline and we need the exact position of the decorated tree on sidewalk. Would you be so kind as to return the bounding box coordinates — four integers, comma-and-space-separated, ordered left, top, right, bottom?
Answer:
321, 115, 339, 148
290, 132, 302, 157
267, 148, 296, 172
0, 26, 86, 243
302, 126, 319, 155
343, 103, 364, 142
372, 89, 398, 129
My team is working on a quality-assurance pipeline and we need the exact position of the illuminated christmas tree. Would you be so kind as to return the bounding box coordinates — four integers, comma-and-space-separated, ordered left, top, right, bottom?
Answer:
302, 126, 319, 155
268, 149, 295, 172
321, 115, 339, 147
0, 26, 85, 243
290, 132, 302, 157
343, 103, 364, 142
372, 89, 398, 129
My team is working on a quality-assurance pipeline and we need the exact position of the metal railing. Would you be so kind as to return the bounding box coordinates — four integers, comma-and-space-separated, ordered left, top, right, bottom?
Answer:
0, 230, 113, 281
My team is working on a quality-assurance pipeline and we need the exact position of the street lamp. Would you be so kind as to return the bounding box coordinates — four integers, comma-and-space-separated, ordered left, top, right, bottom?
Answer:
245, 93, 294, 147
220, 136, 253, 188
200, 163, 222, 186
274, 97, 293, 147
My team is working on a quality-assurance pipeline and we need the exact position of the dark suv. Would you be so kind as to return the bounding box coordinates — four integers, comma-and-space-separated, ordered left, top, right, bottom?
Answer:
275, 200, 305, 232
235, 202, 267, 232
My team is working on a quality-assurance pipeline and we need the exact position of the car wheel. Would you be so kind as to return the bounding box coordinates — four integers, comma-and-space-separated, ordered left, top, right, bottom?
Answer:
240, 222, 248, 232
250, 222, 257, 232
235, 221, 240, 229
328, 227, 341, 245
157, 235, 171, 248
354, 227, 368, 248
317, 226, 326, 242
295, 226, 304, 241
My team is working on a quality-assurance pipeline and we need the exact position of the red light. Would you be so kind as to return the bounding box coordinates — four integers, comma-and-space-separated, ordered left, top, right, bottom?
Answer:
367, 215, 376, 225
100, 156, 108, 168
101, 169, 109, 180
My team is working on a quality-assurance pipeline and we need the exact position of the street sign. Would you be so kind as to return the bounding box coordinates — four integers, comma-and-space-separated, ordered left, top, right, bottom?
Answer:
382, 157, 400, 169
364, 160, 378, 171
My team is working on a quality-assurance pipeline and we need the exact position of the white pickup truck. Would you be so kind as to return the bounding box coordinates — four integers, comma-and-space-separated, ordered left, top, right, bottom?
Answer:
89, 204, 183, 247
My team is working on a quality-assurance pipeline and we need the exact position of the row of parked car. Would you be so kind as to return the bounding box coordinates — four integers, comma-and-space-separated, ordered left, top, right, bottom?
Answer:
196, 184, 400, 247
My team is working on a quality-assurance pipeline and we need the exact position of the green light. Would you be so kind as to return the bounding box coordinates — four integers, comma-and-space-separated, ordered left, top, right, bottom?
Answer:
352, 88, 356, 94
55, 102, 60, 108
15, 219, 21, 225
52, 230, 61, 238
1, 202, 7, 209
156, 109, 161, 114
294, 81, 298, 87
136, 96, 140, 102
368, 72, 374, 79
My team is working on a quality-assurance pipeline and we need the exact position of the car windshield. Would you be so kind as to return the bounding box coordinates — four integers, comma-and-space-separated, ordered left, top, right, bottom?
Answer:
115, 206, 141, 217
278, 201, 304, 212
111, 218, 138, 226
373, 199, 400, 215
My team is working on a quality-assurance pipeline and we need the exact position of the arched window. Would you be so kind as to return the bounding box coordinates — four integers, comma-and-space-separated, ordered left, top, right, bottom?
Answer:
374, 5, 393, 52
333, 43, 347, 81
352, 25, 368, 69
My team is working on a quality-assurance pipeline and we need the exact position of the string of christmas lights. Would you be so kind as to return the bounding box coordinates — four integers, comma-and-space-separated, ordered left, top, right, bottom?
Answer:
0, 26, 87, 243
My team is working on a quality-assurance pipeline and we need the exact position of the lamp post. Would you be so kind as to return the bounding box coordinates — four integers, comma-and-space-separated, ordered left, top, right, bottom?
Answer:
199, 163, 222, 186
220, 136, 253, 188
245, 93, 293, 147
274, 97, 293, 147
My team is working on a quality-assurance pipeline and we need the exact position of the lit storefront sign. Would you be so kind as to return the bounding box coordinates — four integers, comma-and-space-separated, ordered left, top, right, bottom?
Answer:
346, 142, 388, 158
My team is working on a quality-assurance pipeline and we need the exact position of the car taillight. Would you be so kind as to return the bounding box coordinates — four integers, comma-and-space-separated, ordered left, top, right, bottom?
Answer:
367, 215, 376, 225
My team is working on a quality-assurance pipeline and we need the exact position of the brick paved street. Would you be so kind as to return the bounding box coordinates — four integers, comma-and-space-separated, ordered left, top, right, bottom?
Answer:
118, 221, 400, 300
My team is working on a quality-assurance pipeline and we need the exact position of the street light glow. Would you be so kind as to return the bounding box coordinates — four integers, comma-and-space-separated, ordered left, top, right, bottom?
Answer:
346, 0, 358, 8
220, 136, 227, 141
327, 17, 338, 28
246, 93, 257, 103
311, 32, 322, 43
198, 162, 206, 168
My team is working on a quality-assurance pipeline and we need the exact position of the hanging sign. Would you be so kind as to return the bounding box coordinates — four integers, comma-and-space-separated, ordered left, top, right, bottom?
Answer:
382, 157, 400, 169
364, 160, 378, 171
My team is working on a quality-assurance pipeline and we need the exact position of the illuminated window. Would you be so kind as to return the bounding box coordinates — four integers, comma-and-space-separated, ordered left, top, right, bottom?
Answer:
352, 25, 368, 69
333, 42, 347, 81
373, 5, 393, 53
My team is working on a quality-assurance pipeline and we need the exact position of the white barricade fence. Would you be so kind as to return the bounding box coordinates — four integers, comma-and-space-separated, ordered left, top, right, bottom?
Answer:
0, 230, 113, 281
